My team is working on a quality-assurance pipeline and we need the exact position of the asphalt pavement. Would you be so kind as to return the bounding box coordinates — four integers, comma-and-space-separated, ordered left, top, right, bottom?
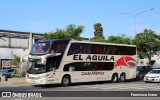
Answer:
0, 78, 160, 100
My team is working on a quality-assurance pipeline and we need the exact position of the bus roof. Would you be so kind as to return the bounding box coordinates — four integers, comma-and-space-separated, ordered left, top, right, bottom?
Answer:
36, 39, 70, 43
70, 40, 136, 47
36, 39, 136, 47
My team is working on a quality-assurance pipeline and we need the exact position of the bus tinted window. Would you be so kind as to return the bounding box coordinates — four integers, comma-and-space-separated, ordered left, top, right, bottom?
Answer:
68, 43, 136, 55
63, 62, 82, 71
105, 46, 118, 55
125, 47, 136, 55
82, 44, 92, 54
93, 45, 106, 54
93, 62, 114, 70
51, 41, 68, 53
63, 62, 114, 71
68, 43, 92, 55
117, 46, 125, 55
68, 43, 80, 55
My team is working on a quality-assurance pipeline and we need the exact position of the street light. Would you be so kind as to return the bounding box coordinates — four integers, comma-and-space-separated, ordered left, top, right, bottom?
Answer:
120, 8, 154, 34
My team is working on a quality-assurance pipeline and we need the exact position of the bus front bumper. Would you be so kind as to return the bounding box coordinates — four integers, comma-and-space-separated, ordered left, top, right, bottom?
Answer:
26, 77, 47, 84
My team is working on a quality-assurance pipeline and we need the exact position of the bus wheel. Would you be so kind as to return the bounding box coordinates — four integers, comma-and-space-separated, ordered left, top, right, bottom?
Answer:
111, 74, 118, 83
119, 73, 126, 82
61, 75, 70, 87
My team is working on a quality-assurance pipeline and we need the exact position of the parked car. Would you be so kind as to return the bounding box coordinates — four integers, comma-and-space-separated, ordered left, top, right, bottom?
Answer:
136, 66, 152, 79
0, 69, 15, 78
144, 68, 160, 83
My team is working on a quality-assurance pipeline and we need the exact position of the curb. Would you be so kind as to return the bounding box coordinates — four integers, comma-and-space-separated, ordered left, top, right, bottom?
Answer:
0, 78, 30, 87
11, 82, 28, 85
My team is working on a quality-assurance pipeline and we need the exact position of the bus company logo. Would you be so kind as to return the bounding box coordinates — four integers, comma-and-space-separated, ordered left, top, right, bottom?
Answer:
115, 56, 136, 68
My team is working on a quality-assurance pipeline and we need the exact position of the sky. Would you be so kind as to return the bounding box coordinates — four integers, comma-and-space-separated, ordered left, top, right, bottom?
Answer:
0, 0, 160, 39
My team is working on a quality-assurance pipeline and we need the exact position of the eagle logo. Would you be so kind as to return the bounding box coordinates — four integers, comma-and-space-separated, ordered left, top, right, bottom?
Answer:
115, 56, 136, 68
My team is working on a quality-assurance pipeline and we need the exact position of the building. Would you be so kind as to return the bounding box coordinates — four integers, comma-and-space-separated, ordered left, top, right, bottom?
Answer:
0, 29, 43, 69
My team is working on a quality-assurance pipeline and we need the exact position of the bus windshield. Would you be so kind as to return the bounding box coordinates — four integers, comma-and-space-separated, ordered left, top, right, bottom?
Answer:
27, 54, 63, 74
30, 42, 51, 54
27, 63, 46, 74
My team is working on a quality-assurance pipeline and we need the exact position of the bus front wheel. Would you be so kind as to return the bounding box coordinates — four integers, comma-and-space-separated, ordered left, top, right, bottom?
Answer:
61, 75, 70, 87
111, 74, 118, 83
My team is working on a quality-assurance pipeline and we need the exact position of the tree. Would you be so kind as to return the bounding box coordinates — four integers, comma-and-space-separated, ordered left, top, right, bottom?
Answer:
10, 55, 21, 68
43, 24, 84, 40
106, 34, 132, 44
90, 23, 105, 42
133, 29, 160, 65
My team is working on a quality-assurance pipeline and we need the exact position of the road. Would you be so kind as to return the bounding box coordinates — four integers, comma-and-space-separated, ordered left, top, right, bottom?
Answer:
0, 79, 160, 100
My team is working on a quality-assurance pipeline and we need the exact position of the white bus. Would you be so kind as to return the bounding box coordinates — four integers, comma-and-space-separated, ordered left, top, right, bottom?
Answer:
26, 39, 137, 86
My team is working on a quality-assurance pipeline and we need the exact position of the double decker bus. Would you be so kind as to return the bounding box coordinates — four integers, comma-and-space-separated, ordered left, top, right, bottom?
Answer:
26, 39, 137, 86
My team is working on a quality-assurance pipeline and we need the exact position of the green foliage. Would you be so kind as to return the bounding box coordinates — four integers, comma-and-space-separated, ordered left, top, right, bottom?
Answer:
12, 70, 26, 78
106, 35, 132, 44
90, 37, 107, 43
133, 29, 160, 65
19, 70, 26, 77
93, 23, 105, 39
10, 55, 21, 67
43, 24, 84, 40
90, 34, 132, 45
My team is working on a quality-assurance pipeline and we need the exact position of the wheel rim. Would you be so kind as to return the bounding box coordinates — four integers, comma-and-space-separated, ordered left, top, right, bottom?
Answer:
121, 76, 125, 81
113, 76, 117, 82
63, 77, 69, 85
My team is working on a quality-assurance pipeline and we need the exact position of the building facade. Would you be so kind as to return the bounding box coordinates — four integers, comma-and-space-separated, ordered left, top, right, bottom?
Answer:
0, 29, 43, 69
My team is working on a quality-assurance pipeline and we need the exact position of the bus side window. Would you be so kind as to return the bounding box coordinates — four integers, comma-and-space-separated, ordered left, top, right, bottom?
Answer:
105, 46, 109, 54
68, 43, 81, 55
83, 63, 92, 71
93, 63, 101, 71
104, 62, 114, 70
81, 44, 92, 54
117, 46, 125, 55
107, 46, 111, 54
111, 46, 116, 55
56, 44, 67, 53
131, 47, 136, 55
47, 62, 54, 71
93, 45, 102, 54
87, 44, 92, 53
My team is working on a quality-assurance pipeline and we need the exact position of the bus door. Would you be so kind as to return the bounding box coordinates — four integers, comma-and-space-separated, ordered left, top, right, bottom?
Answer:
46, 54, 63, 82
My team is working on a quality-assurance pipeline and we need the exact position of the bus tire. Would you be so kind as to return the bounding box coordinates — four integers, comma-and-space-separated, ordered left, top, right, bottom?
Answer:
61, 75, 70, 87
111, 74, 118, 83
119, 73, 126, 82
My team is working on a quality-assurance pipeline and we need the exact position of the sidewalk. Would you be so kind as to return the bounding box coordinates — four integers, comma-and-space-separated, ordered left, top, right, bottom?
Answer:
0, 77, 31, 87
